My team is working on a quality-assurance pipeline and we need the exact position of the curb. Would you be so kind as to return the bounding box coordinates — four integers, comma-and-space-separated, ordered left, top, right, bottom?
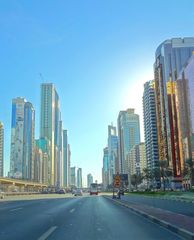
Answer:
104, 196, 194, 240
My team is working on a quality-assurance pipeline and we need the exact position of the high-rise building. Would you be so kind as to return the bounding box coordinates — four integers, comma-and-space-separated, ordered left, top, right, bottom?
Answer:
35, 138, 50, 184
176, 53, 194, 183
40, 83, 62, 186
102, 147, 109, 189
63, 130, 68, 187
77, 168, 82, 188
0, 122, 4, 177
154, 38, 194, 184
143, 80, 159, 172
117, 108, 140, 174
23, 102, 35, 180
34, 146, 43, 183
67, 144, 71, 187
107, 125, 118, 183
57, 120, 63, 187
10, 97, 35, 180
70, 166, 77, 187
127, 143, 146, 176
87, 173, 93, 188
54, 92, 63, 187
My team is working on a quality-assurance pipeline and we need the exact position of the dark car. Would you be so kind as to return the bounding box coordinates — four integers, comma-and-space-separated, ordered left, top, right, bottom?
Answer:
58, 189, 66, 194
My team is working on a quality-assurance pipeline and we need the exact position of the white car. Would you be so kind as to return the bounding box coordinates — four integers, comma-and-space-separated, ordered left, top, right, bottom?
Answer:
0, 192, 5, 199
74, 189, 83, 196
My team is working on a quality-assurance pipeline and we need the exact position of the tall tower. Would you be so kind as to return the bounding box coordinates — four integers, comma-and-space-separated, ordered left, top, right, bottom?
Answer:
117, 108, 140, 174
87, 173, 93, 188
176, 54, 194, 185
102, 147, 109, 189
10, 97, 35, 179
23, 102, 35, 180
77, 168, 82, 188
63, 130, 68, 187
67, 144, 71, 187
40, 83, 57, 185
107, 125, 118, 183
0, 122, 4, 177
143, 80, 159, 172
154, 38, 194, 184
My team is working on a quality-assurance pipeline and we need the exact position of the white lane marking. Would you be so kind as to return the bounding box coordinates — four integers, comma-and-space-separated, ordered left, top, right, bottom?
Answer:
38, 226, 58, 240
10, 207, 23, 212
69, 208, 75, 213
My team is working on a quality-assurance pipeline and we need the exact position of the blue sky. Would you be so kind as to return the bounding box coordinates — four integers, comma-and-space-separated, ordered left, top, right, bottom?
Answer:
1, 0, 194, 184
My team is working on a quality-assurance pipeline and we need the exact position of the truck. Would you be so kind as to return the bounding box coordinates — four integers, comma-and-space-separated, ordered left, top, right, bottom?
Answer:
90, 183, 98, 195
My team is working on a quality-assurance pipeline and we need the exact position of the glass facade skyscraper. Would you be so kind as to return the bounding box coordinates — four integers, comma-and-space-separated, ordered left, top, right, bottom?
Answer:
40, 83, 63, 186
107, 125, 118, 184
176, 54, 194, 185
102, 147, 109, 189
40, 84, 55, 185
0, 122, 4, 177
154, 38, 194, 183
87, 173, 93, 188
63, 130, 68, 187
77, 168, 82, 188
117, 109, 140, 174
10, 97, 35, 180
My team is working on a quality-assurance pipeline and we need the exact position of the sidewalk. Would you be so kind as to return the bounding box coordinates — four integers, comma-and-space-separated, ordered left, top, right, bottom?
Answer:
105, 196, 194, 240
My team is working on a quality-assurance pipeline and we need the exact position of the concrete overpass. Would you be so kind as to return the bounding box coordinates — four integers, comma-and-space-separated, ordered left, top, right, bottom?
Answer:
0, 177, 48, 192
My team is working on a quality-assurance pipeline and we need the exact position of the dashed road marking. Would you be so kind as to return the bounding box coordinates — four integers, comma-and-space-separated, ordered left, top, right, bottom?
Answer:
38, 226, 58, 240
70, 208, 75, 213
10, 207, 23, 212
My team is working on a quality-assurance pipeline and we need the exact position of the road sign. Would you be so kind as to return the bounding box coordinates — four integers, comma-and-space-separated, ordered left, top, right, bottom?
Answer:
120, 174, 129, 186
113, 174, 121, 187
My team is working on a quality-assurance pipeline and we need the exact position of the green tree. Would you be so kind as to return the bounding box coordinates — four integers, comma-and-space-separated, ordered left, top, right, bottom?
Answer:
185, 158, 194, 186
143, 168, 153, 189
131, 174, 143, 190
159, 160, 172, 191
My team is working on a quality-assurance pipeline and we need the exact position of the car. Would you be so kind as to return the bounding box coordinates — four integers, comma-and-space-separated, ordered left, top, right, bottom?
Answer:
0, 192, 5, 199
57, 189, 66, 194
41, 190, 49, 194
74, 189, 83, 196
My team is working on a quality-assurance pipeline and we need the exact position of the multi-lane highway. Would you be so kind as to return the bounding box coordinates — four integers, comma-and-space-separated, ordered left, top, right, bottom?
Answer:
0, 194, 182, 240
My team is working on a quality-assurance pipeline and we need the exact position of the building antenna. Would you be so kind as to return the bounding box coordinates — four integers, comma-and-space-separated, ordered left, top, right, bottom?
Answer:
39, 73, 45, 83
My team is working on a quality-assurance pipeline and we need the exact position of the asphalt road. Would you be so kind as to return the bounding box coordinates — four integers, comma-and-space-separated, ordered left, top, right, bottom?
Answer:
122, 194, 194, 217
0, 195, 182, 240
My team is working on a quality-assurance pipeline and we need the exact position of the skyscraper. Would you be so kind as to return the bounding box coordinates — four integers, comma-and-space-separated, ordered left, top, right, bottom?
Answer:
143, 80, 159, 172
63, 130, 68, 187
34, 146, 43, 183
0, 122, 4, 177
54, 91, 63, 187
23, 102, 35, 180
102, 147, 109, 189
10, 97, 35, 180
176, 53, 194, 184
154, 38, 194, 185
35, 138, 50, 184
87, 173, 93, 188
77, 168, 82, 188
40, 83, 60, 185
70, 166, 77, 187
107, 125, 118, 183
67, 144, 71, 187
117, 108, 140, 174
